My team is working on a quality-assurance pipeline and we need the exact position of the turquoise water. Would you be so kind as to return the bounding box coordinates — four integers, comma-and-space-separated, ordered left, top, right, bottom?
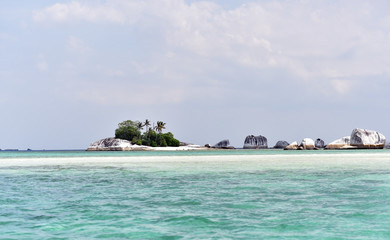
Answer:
1, 150, 390, 239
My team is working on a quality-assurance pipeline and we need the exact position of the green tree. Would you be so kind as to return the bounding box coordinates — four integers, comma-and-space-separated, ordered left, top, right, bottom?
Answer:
163, 132, 180, 147
115, 119, 180, 147
115, 120, 140, 141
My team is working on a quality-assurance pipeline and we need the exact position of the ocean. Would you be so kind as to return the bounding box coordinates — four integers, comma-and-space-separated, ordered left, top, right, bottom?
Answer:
1, 150, 389, 239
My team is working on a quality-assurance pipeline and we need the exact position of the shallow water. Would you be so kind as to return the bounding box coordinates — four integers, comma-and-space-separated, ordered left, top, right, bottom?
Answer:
0, 150, 390, 239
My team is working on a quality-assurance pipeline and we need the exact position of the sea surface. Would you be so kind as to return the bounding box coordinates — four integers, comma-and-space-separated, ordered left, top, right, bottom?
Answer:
1, 149, 390, 239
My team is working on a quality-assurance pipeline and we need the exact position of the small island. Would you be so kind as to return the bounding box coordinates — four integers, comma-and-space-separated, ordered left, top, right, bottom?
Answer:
87, 119, 207, 151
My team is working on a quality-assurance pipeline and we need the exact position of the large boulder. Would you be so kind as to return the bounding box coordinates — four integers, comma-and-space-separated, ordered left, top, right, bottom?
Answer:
273, 141, 289, 149
243, 135, 268, 149
213, 139, 234, 149
315, 138, 325, 148
325, 136, 352, 150
350, 128, 386, 149
87, 138, 132, 151
299, 138, 316, 150
87, 137, 150, 151
284, 141, 299, 150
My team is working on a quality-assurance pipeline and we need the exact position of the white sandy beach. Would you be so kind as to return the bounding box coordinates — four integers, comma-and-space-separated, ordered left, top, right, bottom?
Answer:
1, 152, 390, 171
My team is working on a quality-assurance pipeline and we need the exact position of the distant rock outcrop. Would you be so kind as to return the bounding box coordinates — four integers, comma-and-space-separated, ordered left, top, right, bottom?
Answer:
274, 141, 289, 149
315, 138, 325, 148
213, 139, 234, 149
243, 135, 268, 149
284, 141, 299, 150
350, 128, 386, 149
87, 137, 149, 151
299, 138, 316, 150
325, 136, 351, 150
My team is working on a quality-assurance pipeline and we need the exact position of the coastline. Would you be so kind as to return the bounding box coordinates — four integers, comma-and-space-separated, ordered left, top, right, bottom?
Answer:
1, 151, 390, 168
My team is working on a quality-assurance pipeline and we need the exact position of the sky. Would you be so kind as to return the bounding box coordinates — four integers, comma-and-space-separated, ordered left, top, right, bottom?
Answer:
1, 0, 390, 150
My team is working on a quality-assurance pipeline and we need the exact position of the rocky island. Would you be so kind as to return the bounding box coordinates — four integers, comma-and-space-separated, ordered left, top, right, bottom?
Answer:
87, 119, 207, 151
87, 122, 387, 151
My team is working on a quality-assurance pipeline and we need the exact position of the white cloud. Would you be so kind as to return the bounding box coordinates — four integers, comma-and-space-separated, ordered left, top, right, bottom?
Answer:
330, 79, 355, 95
67, 36, 91, 53
33, 1, 144, 24
32, 0, 390, 98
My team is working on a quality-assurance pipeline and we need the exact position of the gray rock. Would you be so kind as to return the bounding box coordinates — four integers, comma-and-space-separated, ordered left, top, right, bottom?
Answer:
350, 128, 386, 149
273, 141, 289, 149
284, 141, 299, 150
325, 136, 352, 149
299, 138, 316, 150
87, 137, 150, 151
243, 135, 268, 149
213, 139, 234, 149
315, 138, 325, 148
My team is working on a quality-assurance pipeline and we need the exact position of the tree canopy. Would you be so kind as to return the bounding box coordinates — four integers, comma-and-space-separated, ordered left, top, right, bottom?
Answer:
115, 119, 180, 147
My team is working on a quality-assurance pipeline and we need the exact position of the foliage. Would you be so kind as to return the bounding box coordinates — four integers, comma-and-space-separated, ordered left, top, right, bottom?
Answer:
115, 120, 140, 142
163, 132, 180, 147
115, 119, 180, 147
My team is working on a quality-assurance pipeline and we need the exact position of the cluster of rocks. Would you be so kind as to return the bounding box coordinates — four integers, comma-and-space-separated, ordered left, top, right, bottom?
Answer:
325, 128, 385, 149
284, 138, 324, 150
209, 128, 386, 150
210, 135, 268, 149
88, 128, 387, 151
283, 128, 386, 150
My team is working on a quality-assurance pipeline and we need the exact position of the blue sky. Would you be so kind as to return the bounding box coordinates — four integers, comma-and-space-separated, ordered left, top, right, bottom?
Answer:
1, 0, 390, 149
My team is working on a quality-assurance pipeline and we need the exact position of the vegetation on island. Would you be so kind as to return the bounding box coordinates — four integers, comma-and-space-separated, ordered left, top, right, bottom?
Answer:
115, 120, 180, 147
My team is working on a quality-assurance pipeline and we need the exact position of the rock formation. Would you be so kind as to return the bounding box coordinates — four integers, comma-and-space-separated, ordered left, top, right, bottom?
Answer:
315, 138, 325, 148
243, 135, 268, 149
213, 139, 234, 149
299, 138, 316, 150
325, 136, 351, 149
273, 141, 289, 149
87, 137, 149, 151
350, 128, 386, 149
284, 141, 299, 150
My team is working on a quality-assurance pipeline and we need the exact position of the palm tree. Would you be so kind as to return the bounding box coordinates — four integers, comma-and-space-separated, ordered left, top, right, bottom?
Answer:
136, 121, 144, 139
144, 119, 151, 133
155, 121, 166, 134
153, 121, 166, 146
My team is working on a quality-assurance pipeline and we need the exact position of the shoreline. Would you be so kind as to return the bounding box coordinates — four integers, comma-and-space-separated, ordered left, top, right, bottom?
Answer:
1, 151, 390, 168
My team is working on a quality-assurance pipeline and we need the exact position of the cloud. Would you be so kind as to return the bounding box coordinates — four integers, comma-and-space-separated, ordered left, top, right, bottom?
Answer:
67, 36, 91, 53
330, 79, 355, 95
32, 1, 144, 24
32, 0, 390, 101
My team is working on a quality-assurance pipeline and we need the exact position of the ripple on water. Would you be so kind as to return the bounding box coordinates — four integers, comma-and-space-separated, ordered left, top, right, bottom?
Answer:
0, 154, 390, 239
